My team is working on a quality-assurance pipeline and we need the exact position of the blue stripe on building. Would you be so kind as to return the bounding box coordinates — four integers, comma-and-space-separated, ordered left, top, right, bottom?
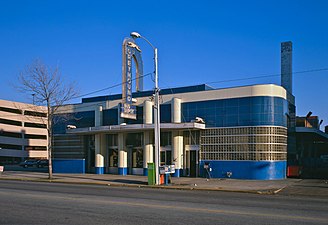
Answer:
199, 160, 286, 180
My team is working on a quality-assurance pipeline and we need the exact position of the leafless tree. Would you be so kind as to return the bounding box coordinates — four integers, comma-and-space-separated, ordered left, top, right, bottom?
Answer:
18, 59, 78, 179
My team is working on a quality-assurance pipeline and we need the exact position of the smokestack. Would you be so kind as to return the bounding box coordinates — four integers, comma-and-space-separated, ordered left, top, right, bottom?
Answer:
281, 41, 293, 94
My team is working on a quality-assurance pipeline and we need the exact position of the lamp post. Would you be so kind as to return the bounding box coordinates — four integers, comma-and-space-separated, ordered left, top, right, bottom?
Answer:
32, 93, 35, 105
130, 32, 160, 185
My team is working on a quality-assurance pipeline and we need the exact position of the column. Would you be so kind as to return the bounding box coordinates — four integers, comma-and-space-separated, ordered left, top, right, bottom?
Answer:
172, 130, 183, 177
118, 133, 127, 175
117, 103, 124, 125
95, 105, 103, 127
143, 131, 154, 176
95, 134, 106, 174
143, 100, 153, 175
171, 98, 181, 123
171, 98, 183, 176
95, 105, 105, 174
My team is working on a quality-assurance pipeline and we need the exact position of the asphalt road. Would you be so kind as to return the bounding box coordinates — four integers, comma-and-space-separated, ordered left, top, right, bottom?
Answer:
0, 180, 327, 225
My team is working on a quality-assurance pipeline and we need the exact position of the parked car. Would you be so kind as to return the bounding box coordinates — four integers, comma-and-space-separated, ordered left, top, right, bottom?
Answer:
36, 159, 49, 168
19, 159, 38, 168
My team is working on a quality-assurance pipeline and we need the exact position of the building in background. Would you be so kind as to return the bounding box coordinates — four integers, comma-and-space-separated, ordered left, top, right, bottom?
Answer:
0, 99, 48, 164
292, 115, 328, 178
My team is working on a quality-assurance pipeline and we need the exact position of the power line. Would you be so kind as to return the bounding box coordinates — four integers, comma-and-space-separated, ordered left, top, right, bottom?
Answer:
72, 72, 153, 99
70, 67, 328, 102
206, 68, 328, 85
7, 67, 326, 115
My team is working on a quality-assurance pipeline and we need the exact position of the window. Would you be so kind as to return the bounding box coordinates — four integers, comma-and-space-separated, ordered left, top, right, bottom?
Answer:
181, 96, 288, 128
200, 127, 287, 161
52, 111, 95, 134
103, 109, 118, 126
160, 132, 171, 146
108, 148, 118, 167
132, 148, 143, 168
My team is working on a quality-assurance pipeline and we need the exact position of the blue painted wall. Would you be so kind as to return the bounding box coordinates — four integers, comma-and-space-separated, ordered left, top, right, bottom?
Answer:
53, 159, 85, 173
95, 167, 104, 174
199, 160, 286, 180
118, 167, 128, 176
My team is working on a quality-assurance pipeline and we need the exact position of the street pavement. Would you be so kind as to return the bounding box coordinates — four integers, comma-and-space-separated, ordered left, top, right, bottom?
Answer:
1, 170, 327, 197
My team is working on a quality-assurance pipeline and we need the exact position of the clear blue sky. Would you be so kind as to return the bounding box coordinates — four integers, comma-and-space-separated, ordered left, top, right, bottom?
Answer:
0, 0, 327, 129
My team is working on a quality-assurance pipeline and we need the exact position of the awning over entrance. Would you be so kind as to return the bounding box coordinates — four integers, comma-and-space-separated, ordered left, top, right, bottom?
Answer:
66, 122, 205, 135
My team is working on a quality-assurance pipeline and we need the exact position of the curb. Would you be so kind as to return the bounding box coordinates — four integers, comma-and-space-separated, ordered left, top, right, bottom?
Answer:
0, 176, 282, 195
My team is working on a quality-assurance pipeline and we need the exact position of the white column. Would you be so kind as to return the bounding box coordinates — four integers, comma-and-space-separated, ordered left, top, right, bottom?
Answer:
143, 100, 153, 124
171, 98, 181, 123
118, 133, 127, 175
95, 134, 105, 174
143, 100, 153, 175
143, 131, 154, 175
172, 98, 183, 177
95, 105, 103, 127
172, 130, 183, 177
94, 105, 105, 174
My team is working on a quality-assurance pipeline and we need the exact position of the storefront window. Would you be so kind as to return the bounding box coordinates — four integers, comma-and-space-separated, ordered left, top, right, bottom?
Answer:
132, 148, 143, 168
160, 150, 172, 166
108, 148, 118, 167
160, 132, 172, 146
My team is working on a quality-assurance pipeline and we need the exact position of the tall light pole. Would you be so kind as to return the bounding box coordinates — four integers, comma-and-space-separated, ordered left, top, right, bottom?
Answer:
130, 32, 160, 185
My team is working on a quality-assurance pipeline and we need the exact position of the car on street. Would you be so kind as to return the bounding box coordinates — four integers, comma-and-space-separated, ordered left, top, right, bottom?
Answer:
36, 159, 49, 168
19, 159, 38, 168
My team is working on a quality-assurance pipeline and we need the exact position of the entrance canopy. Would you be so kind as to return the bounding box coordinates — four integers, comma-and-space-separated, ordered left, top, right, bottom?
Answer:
66, 122, 205, 135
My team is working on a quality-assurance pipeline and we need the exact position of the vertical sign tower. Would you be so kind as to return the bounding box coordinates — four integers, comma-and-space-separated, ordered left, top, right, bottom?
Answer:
120, 38, 144, 119
281, 41, 293, 94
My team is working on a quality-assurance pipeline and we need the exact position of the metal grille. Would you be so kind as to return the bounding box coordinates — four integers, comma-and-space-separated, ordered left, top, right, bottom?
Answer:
53, 134, 84, 159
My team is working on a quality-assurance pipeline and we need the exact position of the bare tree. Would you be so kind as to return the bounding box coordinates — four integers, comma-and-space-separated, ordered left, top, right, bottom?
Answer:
18, 59, 78, 179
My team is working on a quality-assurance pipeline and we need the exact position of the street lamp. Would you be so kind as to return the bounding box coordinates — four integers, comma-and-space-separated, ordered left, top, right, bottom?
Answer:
130, 32, 161, 185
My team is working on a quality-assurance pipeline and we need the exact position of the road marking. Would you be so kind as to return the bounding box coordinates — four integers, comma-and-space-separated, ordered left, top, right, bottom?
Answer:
103, 200, 327, 223
0, 188, 327, 223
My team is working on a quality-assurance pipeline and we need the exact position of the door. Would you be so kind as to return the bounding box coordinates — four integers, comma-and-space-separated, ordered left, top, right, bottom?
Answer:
190, 150, 197, 177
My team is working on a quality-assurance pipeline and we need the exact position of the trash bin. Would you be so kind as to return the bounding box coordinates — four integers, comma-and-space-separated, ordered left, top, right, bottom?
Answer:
287, 165, 301, 177
148, 163, 155, 185
160, 174, 165, 185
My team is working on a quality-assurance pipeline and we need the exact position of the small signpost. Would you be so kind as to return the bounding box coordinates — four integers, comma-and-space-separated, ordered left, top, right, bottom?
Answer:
159, 165, 175, 185
159, 165, 175, 175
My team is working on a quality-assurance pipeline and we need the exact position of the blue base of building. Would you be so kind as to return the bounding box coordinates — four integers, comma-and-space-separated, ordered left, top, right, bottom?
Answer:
118, 167, 128, 176
143, 168, 148, 176
199, 160, 286, 180
53, 159, 85, 173
172, 169, 183, 177
95, 167, 104, 174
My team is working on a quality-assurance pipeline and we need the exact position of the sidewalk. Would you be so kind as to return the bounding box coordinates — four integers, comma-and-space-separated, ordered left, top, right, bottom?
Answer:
0, 170, 309, 195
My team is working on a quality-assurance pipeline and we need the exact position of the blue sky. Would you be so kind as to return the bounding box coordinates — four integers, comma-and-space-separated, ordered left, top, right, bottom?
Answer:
0, 0, 327, 129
